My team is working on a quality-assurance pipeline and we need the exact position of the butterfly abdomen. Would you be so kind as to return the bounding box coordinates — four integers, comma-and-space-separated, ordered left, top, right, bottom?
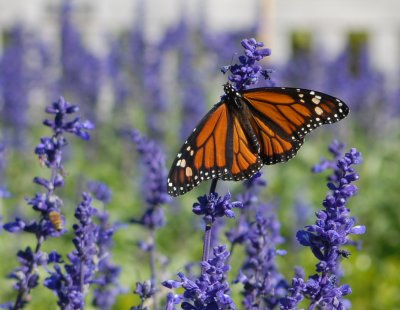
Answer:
229, 96, 261, 154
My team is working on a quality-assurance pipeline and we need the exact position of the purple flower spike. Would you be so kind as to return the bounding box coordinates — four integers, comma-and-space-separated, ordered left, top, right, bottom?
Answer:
44, 193, 99, 309
165, 292, 183, 310
127, 129, 170, 209
283, 143, 365, 309
43, 97, 94, 140
87, 181, 112, 205
312, 139, 346, 174
3, 97, 92, 308
222, 38, 272, 91
234, 204, 287, 309
134, 281, 156, 303
162, 245, 235, 310
88, 181, 125, 310
280, 267, 306, 310
3, 218, 26, 233
192, 192, 243, 225
123, 128, 170, 308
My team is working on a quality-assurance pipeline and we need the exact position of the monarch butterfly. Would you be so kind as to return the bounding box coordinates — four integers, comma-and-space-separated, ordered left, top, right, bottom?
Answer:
167, 83, 349, 196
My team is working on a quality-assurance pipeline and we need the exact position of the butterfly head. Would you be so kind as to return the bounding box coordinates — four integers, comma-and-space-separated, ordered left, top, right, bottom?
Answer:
223, 82, 239, 99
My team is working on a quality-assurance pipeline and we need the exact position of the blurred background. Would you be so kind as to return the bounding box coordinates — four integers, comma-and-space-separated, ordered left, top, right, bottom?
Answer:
0, 0, 399, 309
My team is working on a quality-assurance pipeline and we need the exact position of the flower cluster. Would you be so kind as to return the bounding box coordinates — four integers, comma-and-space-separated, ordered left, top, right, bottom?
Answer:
312, 139, 346, 174
234, 205, 288, 309
3, 97, 93, 309
193, 192, 243, 225
132, 281, 156, 310
87, 181, 113, 205
126, 129, 170, 308
88, 181, 125, 310
163, 245, 235, 309
44, 193, 99, 309
279, 267, 306, 310
225, 172, 266, 250
41, 96, 94, 142
223, 173, 288, 309
128, 129, 170, 212
221, 38, 271, 91
282, 145, 365, 309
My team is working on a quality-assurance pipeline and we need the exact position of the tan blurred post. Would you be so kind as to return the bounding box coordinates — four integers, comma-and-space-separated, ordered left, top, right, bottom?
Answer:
258, 0, 276, 52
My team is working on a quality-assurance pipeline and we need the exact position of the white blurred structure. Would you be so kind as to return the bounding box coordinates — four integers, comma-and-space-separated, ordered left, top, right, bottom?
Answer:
0, 0, 398, 80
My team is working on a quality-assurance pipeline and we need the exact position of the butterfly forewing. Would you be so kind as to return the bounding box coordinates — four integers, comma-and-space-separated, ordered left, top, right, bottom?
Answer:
242, 87, 349, 164
167, 102, 230, 196
219, 112, 263, 181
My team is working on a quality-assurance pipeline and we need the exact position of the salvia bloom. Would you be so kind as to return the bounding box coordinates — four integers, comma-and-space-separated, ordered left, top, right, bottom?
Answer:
192, 192, 243, 263
279, 267, 306, 310
162, 245, 235, 310
233, 199, 288, 308
221, 38, 271, 91
126, 128, 168, 246
283, 145, 365, 309
165, 292, 183, 310
3, 97, 93, 309
235, 206, 288, 309
312, 140, 346, 174
132, 281, 156, 310
128, 129, 169, 212
192, 192, 243, 225
44, 193, 99, 309
87, 181, 124, 310
225, 172, 267, 250
126, 129, 170, 309
87, 181, 113, 205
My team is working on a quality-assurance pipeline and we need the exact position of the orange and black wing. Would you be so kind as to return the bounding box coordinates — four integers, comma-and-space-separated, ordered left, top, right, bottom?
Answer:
167, 101, 262, 196
242, 87, 349, 165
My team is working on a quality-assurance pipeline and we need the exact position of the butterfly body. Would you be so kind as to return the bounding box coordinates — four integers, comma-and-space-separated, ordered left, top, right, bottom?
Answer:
167, 83, 349, 196
224, 83, 261, 154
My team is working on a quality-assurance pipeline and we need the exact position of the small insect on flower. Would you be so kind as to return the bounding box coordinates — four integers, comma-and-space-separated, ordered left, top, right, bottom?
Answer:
38, 154, 47, 167
48, 211, 63, 231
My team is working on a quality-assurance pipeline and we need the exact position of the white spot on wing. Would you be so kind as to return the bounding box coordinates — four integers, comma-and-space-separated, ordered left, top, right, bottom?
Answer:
315, 106, 324, 115
312, 97, 321, 105
186, 167, 193, 177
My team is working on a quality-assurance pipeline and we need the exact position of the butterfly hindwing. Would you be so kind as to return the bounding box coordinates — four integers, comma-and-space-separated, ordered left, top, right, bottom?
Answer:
242, 87, 349, 165
219, 111, 263, 181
